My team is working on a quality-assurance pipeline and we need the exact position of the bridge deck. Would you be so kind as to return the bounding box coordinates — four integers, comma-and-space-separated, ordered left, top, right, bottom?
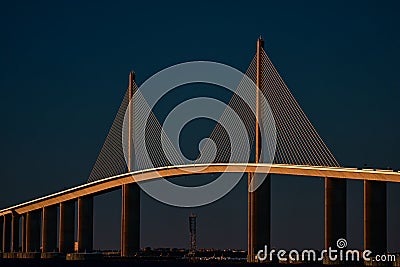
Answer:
1, 163, 400, 216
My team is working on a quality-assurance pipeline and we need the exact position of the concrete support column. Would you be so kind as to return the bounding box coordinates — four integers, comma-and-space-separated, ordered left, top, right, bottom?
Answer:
21, 214, 26, 252
325, 178, 346, 248
26, 210, 41, 252
2, 214, 11, 253
42, 205, 57, 253
0, 216, 3, 253
121, 183, 140, 257
11, 213, 20, 252
364, 180, 387, 254
255, 174, 271, 254
59, 200, 75, 254
248, 173, 271, 262
77, 196, 93, 253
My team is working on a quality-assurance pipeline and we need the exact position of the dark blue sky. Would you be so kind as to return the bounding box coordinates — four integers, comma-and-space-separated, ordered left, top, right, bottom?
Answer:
1, 1, 400, 251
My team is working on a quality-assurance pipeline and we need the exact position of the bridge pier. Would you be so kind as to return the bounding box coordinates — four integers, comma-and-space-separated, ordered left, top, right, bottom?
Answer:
248, 173, 271, 262
0, 216, 3, 252
364, 180, 387, 254
77, 196, 93, 253
59, 200, 75, 254
121, 183, 140, 257
11, 213, 19, 252
21, 214, 26, 252
2, 214, 11, 253
42, 205, 57, 253
26, 210, 41, 252
325, 178, 346, 249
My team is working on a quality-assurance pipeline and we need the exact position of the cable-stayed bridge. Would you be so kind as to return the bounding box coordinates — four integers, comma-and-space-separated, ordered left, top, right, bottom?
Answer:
0, 37, 398, 263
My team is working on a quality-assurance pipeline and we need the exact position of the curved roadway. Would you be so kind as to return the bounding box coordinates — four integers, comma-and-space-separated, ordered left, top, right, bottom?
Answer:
1, 163, 400, 215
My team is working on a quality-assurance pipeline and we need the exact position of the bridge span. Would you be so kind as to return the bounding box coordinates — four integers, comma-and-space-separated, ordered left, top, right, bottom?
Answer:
0, 163, 399, 216
0, 163, 399, 260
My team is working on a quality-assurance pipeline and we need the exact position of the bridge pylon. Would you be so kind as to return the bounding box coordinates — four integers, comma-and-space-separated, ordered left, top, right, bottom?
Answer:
247, 36, 271, 263
121, 70, 140, 257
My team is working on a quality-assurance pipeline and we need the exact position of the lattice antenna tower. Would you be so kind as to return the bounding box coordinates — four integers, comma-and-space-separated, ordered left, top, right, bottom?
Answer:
189, 213, 197, 256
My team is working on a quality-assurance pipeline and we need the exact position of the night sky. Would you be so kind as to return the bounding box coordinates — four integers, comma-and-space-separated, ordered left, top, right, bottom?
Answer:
1, 1, 400, 252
